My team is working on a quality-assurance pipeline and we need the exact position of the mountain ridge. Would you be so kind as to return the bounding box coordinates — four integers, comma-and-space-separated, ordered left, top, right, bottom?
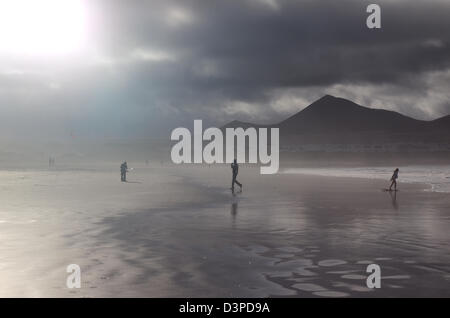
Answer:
223, 95, 449, 134
221, 95, 450, 148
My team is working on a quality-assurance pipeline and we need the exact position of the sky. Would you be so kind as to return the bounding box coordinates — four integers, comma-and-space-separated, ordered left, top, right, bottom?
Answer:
1, 0, 450, 141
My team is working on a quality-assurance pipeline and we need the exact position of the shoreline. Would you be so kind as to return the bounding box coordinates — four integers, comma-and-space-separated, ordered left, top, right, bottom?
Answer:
0, 166, 449, 297
95, 168, 450, 297
282, 171, 433, 192
279, 166, 450, 193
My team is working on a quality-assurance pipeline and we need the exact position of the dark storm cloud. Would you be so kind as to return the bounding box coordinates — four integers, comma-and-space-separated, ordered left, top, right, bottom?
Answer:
89, 0, 450, 119
1, 0, 450, 138
96, 0, 450, 85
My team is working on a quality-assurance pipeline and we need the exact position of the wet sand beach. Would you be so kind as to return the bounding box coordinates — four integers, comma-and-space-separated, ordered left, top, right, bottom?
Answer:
0, 165, 449, 297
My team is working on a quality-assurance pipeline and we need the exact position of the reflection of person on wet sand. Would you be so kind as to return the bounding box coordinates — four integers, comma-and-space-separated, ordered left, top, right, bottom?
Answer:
231, 159, 242, 193
389, 190, 399, 210
389, 168, 399, 191
231, 202, 238, 217
230, 201, 238, 228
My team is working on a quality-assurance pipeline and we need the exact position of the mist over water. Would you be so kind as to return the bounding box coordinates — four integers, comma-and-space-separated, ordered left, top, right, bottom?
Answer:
282, 165, 450, 193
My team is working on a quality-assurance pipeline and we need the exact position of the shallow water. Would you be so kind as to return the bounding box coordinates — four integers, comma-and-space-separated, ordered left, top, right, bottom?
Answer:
0, 165, 449, 297
99, 166, 450, 297
282, 165, 450, 193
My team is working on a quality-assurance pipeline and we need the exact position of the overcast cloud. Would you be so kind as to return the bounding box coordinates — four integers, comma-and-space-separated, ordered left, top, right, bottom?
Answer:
1, 0, 450, 140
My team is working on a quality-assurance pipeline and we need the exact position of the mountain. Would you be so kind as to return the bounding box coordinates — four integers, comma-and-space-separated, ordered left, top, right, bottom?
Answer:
279, 95, 428, 134
222, 95, 450, 151
430, 115, 450, 132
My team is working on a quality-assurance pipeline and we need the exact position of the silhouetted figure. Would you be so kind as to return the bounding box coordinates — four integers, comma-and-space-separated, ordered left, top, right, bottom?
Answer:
231, 159, 242, 193
120, 161, 128, 182
389, 168, 399, 191
49, 157, 55, 168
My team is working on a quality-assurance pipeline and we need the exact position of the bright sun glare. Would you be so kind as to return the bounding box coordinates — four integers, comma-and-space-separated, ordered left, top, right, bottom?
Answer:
0, 0, 89, 57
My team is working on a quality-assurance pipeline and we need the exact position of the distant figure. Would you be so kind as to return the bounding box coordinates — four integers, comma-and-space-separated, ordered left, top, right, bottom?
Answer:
120, 161, 128, 182
231, 159, 242, 193
389, 168, 399, 191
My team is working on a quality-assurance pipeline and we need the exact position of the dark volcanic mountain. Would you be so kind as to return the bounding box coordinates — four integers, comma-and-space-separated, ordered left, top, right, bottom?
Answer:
430, 115, 450, 132
223, 95, 450, 151
279, 95, 428, 134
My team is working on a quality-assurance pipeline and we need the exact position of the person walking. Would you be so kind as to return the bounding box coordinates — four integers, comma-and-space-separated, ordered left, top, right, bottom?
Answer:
231, 159, 242, 193
389, 168, 399, 191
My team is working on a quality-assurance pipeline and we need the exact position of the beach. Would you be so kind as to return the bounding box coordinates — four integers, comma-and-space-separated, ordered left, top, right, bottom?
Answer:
0, 164, 449, 297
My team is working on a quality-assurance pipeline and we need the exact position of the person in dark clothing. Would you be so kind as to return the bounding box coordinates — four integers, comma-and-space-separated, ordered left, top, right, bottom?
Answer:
389, 168, 399, 191
231, 159, 242, 193
120, 161, 128, 182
